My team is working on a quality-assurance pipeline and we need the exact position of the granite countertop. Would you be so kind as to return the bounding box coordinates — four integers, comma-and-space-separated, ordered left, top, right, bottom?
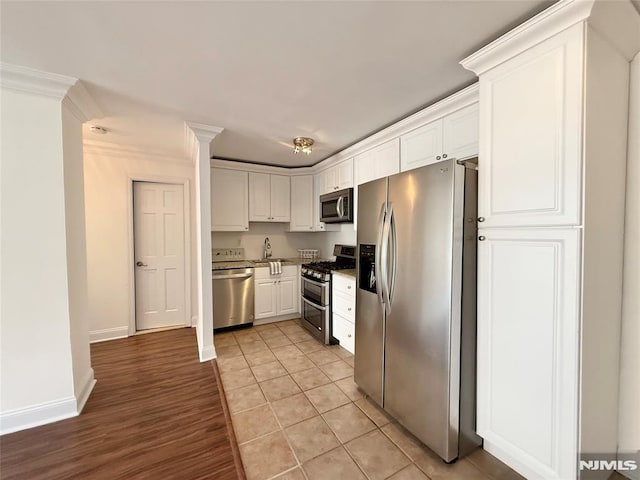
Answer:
333, 268, 357, 278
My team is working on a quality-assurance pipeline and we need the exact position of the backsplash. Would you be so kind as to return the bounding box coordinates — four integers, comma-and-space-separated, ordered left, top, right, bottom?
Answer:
211, 223, 356, 260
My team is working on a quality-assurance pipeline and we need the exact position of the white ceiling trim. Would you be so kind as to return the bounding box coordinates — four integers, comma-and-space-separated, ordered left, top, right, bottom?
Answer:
0, 62, 77, 99
460, 0, 594, 75
184, 121, 224, 160
63, 81, 103, 123
83, 139, 192, 166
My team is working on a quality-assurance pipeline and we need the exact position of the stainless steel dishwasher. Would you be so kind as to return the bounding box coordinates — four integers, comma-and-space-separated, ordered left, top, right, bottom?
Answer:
212, 248, 254, 329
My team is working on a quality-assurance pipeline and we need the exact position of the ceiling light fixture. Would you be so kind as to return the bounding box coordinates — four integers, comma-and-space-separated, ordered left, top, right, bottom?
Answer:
293, 137, 314, 155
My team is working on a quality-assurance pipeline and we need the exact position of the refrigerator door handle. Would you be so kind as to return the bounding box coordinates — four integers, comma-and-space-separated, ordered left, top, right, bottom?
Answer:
387, 205, 398, 308
381, 202, 393, 312
375, 202, 386, 306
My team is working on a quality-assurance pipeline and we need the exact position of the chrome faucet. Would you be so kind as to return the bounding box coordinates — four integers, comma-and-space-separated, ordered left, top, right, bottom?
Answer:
263, 237, 272, 260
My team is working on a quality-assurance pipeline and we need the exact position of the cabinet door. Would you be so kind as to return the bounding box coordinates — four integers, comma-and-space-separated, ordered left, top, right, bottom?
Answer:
249, 172, 271, 221
277, 275, 298, 315
255, 278, 277, 319
290, 175, 314, 231
270, 175, 291, 222
443, 103, 478, 161
355, 149, 376, 186
400, 119, 443, 171
324, 166, 337, 193
374, 138, 400, 178
211, 168, 249, 231
477, 26, 583, 227
477, 228, 580, 480
336, 158, 354, 190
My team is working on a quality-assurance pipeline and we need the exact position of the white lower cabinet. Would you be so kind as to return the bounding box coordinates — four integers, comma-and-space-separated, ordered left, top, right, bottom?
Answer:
332, 273, 356, 354
254, 266, 299, 320
477, 228, 580, 480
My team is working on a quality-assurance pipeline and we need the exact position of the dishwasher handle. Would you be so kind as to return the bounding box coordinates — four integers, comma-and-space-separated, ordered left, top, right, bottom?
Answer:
212, 272, 254, 280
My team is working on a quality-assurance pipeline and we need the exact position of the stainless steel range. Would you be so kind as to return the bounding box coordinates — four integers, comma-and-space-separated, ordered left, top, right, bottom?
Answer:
300, 244, 356, 344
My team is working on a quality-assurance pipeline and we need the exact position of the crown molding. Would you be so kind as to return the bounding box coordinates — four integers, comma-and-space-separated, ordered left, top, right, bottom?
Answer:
83, 139, 192, 166
184, 121, 224, 161
460, 0, 595, 75
317, 82, 479, 170
210, 158, 316, 175
63, 80, 103, 123
184, 122, 224, 143
0, 62, 77, 99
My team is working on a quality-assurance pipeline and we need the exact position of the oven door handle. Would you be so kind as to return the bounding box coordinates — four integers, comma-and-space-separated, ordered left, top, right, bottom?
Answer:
302, 297, 327, 311
302, 277, 328, 288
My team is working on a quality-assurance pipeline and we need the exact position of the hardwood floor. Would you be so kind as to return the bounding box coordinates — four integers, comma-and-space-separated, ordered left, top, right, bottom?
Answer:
1, 328, 243, 480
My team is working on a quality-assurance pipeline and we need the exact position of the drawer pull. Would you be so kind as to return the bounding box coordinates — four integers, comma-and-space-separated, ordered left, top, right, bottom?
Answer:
348, 308, 352, 311
348, 334, 352, 338
347, 286, 351, 289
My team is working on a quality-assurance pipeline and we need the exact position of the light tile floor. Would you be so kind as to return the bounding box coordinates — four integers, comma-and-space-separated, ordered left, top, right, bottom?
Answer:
215, 319, 525, 480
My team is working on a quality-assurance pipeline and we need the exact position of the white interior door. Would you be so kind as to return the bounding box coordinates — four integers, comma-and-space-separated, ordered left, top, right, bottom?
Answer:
134, 182, 186, 331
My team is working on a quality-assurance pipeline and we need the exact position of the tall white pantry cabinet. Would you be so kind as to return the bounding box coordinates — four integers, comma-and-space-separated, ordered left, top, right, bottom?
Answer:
461, 1, 640, 479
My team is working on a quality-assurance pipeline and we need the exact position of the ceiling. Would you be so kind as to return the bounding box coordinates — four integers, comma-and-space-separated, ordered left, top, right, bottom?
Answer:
1, 1, 554, 167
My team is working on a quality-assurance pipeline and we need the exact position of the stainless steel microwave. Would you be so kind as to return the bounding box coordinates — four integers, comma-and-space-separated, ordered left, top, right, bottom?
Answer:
320, 188, 354, 223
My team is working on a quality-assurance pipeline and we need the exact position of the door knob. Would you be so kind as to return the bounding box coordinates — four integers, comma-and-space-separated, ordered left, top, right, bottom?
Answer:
136, 261, 147, 267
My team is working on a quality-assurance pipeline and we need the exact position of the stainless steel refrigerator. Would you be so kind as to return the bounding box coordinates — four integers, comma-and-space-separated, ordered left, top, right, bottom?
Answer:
355, 158, 481, 462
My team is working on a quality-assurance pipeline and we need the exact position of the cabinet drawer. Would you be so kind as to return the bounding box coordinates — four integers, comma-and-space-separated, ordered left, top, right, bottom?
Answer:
332, 274, 355, 296
333, 291, 355, 322
332, 314, 354, 354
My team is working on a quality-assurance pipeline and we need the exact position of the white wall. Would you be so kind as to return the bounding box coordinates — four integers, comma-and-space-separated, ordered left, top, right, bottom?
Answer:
618, 52, 640, 479
0, 85, 93, 433
83, 148, 196, 342
212, 224, 356, 260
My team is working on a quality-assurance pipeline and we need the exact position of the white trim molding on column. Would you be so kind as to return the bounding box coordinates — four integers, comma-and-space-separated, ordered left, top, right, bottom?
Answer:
185, 121, 224, 362
0, 63, 103, 123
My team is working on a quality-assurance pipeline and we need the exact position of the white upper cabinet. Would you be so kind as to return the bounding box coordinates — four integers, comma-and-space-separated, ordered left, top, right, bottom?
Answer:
270, 174, 291, 222
476, 27, 583, 228
443, 103, 479, 161
249, 172, 290, 222
323, 158, 354, 193
210, 168, 249, 231
400, 104, 479, 172
400, 120, 443, 171
248, 172, 271, 221
289, 175, 314, 231
355, 138, 400, 185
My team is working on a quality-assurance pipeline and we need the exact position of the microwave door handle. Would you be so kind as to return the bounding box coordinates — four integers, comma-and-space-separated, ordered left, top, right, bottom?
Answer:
375, 202, 386, 307
337, 196, 344, 218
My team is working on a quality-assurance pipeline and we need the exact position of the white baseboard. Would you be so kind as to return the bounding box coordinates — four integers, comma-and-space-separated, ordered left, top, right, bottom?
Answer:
90, 326, 129, 343
200, 344, 216, 362
75, 368, 96, 413
0, 397, 78, 435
